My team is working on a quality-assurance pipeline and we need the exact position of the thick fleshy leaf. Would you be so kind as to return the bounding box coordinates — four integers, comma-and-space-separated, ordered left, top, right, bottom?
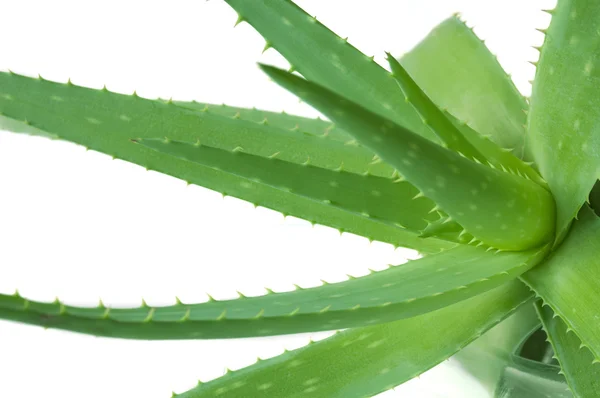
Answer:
0, 244, 547, 339
401, 16, 528, 157
388, 54, 546, 188
445, 112, 547, 187
261, 64, 556, 251
527, 0, 600, 241
173, 281, 533, 398
224, 0, 438, 141
387, 54, 485, 162
455, 302, 542, 394
173, 100, 353, 143
536, 301, 600, 396
495, 356, 570, 398
134, 138, 434, 232
0, 115, 55, 138
0, 72, 451, 252
521, 206, 600, 362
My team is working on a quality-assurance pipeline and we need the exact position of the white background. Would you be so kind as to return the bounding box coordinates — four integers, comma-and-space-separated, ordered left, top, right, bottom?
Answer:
0, 0, 554, 397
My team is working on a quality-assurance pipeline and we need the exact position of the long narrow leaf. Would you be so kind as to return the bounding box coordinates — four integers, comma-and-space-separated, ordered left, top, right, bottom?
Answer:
388, 54, 546, 188
387, 54, 485, 161
133, 138, 435, 232
0, 72, 451, 252
224, 0, 437, 141
260, 64, 556, 251
0, 244, 546, 339
173, 100, 353, 143
401, 16, 529, 157
445, 112, 547, 187
174, 280, 533, 398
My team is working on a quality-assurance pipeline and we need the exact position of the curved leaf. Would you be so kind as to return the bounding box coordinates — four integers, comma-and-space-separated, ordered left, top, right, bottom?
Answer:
174, 281, 534, 398
0, 244, 546, 339
527, 0, 600, 241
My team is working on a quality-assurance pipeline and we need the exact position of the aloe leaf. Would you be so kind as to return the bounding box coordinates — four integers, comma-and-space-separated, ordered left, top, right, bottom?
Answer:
589, 182, 600, 215
172, 101, 353, 143
521, 206, 600, 362
0, 115, 56, 139
0, 243, 546, 339
172, 101, 394, 178
386, 54, 485, 162
173, 281, 533, 398
0, 72, 452, 253
455, 302, 542, 394
224, 0, 438, 141
495, 356, 570, 398
387, 55, 547, 189
400, 16, 528, 157
526, 0, 600, 241
134, 137, 435, 232
444, 112, 547, 188
536, 301, 600, 396
260, 64, 556, 251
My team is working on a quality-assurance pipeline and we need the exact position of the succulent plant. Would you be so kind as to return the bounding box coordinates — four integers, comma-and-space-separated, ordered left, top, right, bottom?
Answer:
2, 0, 600, 396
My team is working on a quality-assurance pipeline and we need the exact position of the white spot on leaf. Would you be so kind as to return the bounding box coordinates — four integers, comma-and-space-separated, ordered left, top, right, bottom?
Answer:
86, 117, 101, 125
257, 383, 273, 390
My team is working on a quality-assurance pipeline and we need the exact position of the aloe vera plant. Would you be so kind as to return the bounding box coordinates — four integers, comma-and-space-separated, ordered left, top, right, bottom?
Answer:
3, 0, 600, 396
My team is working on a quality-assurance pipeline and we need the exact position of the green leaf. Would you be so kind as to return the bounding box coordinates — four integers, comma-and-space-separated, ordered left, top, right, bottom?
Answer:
0, 115, 56, 139
173, 280, 533, 398
521, 206, 600, 362
495, 356, 570, 398
536, 301, 600, 396
0, 72, 451, 253
526, 0, 600, 241
455, 302, 542, 394
135, 137, 435, 232
171, 101, 395, 178
445, 112, 547, 188
386, 54, 485, 162
260, 64, 556, 251
387, 54, 546, 188
172, 100, 353, 143
0, 244, 546, 339
224, 0, 438, 141
400, 16, 529, 157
